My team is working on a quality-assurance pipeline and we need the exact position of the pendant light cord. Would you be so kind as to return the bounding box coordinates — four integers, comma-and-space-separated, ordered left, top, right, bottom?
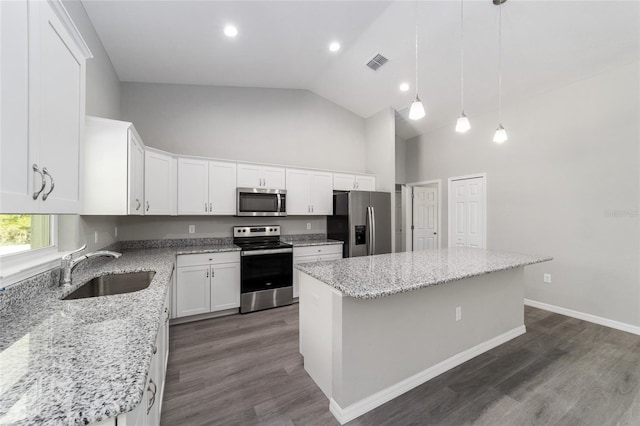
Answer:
460, 0, 464, 111
498, 1, 502, 123
415, 0, 419, 97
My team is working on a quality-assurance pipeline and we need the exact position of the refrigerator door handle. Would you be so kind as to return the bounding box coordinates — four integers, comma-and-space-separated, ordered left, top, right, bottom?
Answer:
371, 206, 376, 254
366, 206, 372, 255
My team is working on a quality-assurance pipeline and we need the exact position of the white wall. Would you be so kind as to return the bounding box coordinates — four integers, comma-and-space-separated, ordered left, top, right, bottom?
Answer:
115, 216, 326, 241
63, 0, 121, 251
406, 61, 640, 328
395, 135, 406, 184
120, 83, 366, 173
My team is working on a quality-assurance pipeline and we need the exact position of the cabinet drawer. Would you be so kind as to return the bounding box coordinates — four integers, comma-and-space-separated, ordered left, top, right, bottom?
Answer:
293, 244, 342, 258
177, 251, 240, 267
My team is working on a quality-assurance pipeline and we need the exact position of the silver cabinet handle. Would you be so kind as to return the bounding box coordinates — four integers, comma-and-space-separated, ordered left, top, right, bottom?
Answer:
164, 307, 170, 323
146, 201, 149, 212
136, 199, 141, 210
32, 164, 46, 200
41, 168, 55, 201
204, 202, 208, 212
311, 205, 314, 213
147, 379, 157, 414
152, 345, 157, 355
206, 270, 209, 278
209, 202, 212, 212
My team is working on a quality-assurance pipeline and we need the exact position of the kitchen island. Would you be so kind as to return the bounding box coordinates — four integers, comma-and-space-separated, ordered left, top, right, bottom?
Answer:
296, 247, 552, 425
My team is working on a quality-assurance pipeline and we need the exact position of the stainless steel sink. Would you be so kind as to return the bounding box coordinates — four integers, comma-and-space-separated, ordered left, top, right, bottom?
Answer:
63, 271, 156, 300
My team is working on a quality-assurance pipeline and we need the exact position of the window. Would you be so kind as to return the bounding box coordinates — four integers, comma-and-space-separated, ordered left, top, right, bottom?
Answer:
0, 215, 53, 256
0, 215, 58, 282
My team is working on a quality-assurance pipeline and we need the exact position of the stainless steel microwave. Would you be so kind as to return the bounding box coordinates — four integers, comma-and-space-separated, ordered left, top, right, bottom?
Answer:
236, 188, 287, 217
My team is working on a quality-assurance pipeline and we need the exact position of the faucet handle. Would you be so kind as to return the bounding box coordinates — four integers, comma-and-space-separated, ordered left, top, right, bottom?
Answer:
63, 244, 87, 260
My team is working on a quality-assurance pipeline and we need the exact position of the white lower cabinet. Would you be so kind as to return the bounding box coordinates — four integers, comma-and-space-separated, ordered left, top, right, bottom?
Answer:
175, 252, 240, 318
98, 286, 171, 426
292, 244, 342, 298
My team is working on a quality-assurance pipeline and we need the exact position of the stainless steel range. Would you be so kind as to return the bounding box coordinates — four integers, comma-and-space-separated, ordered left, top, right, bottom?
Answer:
234, 225, 293, 313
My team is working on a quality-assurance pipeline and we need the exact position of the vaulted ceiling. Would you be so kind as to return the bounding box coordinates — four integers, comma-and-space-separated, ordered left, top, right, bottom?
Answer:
82, 0, 640, 140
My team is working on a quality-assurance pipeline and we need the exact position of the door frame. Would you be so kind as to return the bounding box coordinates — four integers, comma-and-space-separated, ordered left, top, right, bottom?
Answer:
405, 179, 442, 250
447, 173, 487, 249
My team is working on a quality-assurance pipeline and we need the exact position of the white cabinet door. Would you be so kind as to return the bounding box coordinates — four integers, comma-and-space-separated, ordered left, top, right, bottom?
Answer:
178, 158, 208, 215
262, 166, 286, 189
208, 160, 236, 215
0, 1, 33, 213
176, 265, 211, 317
128, 135, 145, 215
211, 262, 240, 311
285, 169, 311, 214
237, 163, 262, 188
333, 173, 356, 191
355, 175, 376, 191
309, 171, 333, 215
27, 0, 85, 214
145, 150, 174, 215
293, 255, 314, 299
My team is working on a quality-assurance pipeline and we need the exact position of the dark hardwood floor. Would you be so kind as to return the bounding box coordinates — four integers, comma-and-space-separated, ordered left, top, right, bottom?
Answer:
161, 304, 640, 426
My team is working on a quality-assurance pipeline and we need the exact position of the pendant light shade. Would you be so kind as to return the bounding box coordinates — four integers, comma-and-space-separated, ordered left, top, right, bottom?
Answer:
408, 0, 425, 121
493, 124, 507, 143
456, 112, 471, 133
456, 0, 470, 133
409, 95, 426, 120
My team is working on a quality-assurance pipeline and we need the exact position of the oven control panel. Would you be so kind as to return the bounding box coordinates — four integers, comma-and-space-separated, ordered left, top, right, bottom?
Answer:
234, 225, 281, 237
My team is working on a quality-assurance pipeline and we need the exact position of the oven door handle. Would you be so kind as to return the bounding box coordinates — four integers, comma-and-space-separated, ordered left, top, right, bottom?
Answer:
241, 248, 293, 256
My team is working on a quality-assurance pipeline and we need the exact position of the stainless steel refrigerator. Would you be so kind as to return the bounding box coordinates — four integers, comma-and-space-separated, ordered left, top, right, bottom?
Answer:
327, 191, 392, 258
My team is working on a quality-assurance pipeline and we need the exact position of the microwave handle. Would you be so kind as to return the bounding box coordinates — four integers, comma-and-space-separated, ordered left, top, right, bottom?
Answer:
277, 193, 282, 212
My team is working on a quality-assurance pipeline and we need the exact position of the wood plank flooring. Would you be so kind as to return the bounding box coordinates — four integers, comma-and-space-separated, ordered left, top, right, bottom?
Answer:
161, 305, 640, 426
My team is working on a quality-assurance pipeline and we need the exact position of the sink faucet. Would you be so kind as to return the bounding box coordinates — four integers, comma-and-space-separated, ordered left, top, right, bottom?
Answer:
59, 244, 122, 287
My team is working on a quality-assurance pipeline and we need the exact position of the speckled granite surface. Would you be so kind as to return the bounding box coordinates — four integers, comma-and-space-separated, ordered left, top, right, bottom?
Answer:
281, 234, 343, 247
119, 237, 233, 249
295, 247, 552, 299
0, 248, 176, 425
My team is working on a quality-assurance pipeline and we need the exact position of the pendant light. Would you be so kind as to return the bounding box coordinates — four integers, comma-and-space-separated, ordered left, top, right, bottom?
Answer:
493, 0, 507, 143
409, 0, 425, 120
455, 0, 470, 133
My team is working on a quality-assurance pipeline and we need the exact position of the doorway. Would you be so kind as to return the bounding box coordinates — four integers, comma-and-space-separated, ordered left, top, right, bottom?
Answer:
448, 174, 487, 248
402, 180, 442, 251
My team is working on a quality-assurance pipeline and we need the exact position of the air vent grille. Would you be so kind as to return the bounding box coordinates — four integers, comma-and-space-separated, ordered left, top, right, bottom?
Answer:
366, 54, 389, 71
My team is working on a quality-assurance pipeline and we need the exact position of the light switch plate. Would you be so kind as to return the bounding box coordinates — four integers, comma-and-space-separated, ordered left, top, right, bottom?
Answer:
188, 225, 195, 234
544, 273, 552, 283
94, 231, 98, 244
306, 223, 311, 230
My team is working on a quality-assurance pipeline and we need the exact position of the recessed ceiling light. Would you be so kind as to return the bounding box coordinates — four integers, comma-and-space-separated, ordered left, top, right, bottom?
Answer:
329, 42, 341, 52
224, 25, 238, 38
399, 83, 410, 92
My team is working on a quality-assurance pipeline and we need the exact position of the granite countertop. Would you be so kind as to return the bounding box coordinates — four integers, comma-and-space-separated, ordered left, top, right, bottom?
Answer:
174, 244, 240, 255
295, 247, 552, 299
0, 248, 177, 426
281, 234, 343, 248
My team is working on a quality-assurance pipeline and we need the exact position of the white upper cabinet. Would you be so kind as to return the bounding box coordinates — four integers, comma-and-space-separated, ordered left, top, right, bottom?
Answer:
83, 117, 146, 215
145, 149, 177, 215
237, 163, 286, 189
208, 160, 237, 215
0, 0, 91, 214
178, 158, 236, 215
286, 168, 332, 215
333, 173, 376, 192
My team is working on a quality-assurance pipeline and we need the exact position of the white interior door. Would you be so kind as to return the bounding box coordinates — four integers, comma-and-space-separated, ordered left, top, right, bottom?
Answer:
412, 186, 438, 250
449, 177, 485, 248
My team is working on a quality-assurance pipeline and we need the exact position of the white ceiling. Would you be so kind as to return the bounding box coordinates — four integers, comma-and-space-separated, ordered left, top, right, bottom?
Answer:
82, 0, 639, 140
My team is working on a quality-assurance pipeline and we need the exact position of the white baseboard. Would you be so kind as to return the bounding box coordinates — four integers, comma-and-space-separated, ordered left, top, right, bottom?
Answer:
525, 299, 640, 336
328, 325, 526, 425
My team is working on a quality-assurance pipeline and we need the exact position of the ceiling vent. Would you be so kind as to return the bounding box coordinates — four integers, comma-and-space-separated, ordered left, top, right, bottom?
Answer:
366, 54, 388, 71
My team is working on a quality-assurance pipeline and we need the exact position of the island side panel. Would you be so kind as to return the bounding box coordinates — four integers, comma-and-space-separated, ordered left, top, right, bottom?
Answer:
336, 267, 525, 409
299, 272, 344, 399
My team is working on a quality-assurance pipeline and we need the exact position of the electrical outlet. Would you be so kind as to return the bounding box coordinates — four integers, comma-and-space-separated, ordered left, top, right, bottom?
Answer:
114, 226, 118, 238
189, 225, 195, 234
94, 231, 98, 244
306, 222, 311, 230
455, 306, 462, 321
544, 273, 552, 283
